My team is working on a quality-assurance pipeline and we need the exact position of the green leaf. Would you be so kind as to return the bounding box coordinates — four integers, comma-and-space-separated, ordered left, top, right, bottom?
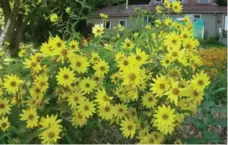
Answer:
212, 106, 227, 113
212, 87, 226, 95
210, 120, 227, 127
184, 118, 205, 130
203, 131, 223, 143
186, 138, 202, 144
204, 131, 218, 139
23, 128, 47, 143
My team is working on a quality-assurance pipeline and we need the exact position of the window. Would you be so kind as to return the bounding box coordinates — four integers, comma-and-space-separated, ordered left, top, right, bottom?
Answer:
225, 16, 228, 30
155, 0, 163, 4
100, 20, 111, 29
119, 20, 127, 27
185, 14, 201, 21
197, 0, 210, 3
194, 14, 201, 19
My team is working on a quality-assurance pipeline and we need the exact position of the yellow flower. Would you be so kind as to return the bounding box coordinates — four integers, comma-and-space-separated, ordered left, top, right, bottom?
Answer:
95, 88, 112, 107
20, 108, 39, 128
191, 71, 210, 91
120, 119, 137, 139
79, 77, 96, 94
142, 92, 157, 109
56, 67, 75, 87
0, 116, 10, 132
90, 52, 101, 64
164, 32, 181, 49
151, 75, 170, 97
18, 49, 26, 57
164, 17, 172, 26
39, 126, 62, 144
71, 111, 87, 127
39, 114, 62, 129
129, 48, 149, 66
24, 57, 42, 73
114, 104, 128, 121
164, 0, 171, 9
172, 1, 183, 13
117, 24, 124, 31
98, 104, 115, 120
69, 54, 90, 73
49, 13, 58, 22
156, 6, 163, 14
167, 81, 182, 105
29, 86, 44, 98
122, 38, 135, 50
153, 105, 176, 135
69, 40, 79, 52
67, 90, 86, 109
78, 99, 96, 118
100, 13, 108, 19
33, 75, 49, 93
121, 66, 143, 87
56, 47, 72, 64
139, 132, 164, 144
65, 7, 71, 14
93, 59, 109, 77
92, 24, 104, 37
4, 74, 24, 95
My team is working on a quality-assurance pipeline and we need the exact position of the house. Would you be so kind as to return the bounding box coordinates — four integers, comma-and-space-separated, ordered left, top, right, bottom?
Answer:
87, 0, 227, 38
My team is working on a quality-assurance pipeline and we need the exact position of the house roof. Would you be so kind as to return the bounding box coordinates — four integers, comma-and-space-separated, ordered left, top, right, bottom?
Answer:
90, 4, 227, 17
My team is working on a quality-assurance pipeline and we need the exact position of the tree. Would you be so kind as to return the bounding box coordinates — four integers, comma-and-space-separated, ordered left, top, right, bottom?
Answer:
217, 0, 227, 6
0, 0, 44, 56
0, 0, 124, 57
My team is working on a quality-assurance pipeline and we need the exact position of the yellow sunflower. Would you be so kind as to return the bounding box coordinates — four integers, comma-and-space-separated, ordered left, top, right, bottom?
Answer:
56, 67, 75, 87
39, 126, 62, 144
4, 74, 24, 95
20, 108, 39, 128
121, 66, 143, 87
142, 92, 157, 109
98, 104, 115, 120
93, 59, 109, 77
122, 38, 135, 50
0, 98, 11, 116
69, 54, 90, 73
172, 1, 183, 13
167, 81, 182, 105
0, 116, 10, 132
71, 111, 87, 127
95, 88, 112, 107
191, 71, 210, 91
78, 99, 96, 118
153, 105, 176, 135
120, 119, 137, 139
79, 77, 96, 94
69, 40, 79, 52
92, 24, 104, 37
150, 75, 170, 97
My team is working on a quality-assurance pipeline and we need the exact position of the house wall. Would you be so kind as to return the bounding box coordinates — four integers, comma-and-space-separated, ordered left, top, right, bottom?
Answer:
149, 0, 215, 5
87, 13, 226, 37
87, 16, 145, 30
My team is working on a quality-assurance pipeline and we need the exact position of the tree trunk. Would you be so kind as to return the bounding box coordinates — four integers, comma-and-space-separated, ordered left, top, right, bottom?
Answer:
1, 0, 24, 57
8, 14, 25, 57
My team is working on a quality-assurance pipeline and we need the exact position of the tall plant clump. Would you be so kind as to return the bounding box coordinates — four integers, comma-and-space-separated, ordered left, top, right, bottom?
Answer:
0, 1, 211, 144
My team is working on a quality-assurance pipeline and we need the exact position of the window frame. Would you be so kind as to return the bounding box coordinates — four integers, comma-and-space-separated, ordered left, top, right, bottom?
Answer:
155, 0, 163, 4
100, 20, 111, 29
119, 20, 127, 27
197, 0, 210, 3
224, 15, 228, 30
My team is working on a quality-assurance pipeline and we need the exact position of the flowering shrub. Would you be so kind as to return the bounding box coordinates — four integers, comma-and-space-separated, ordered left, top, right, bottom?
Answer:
199, 48, 227, 78
0, 1, 211, 144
